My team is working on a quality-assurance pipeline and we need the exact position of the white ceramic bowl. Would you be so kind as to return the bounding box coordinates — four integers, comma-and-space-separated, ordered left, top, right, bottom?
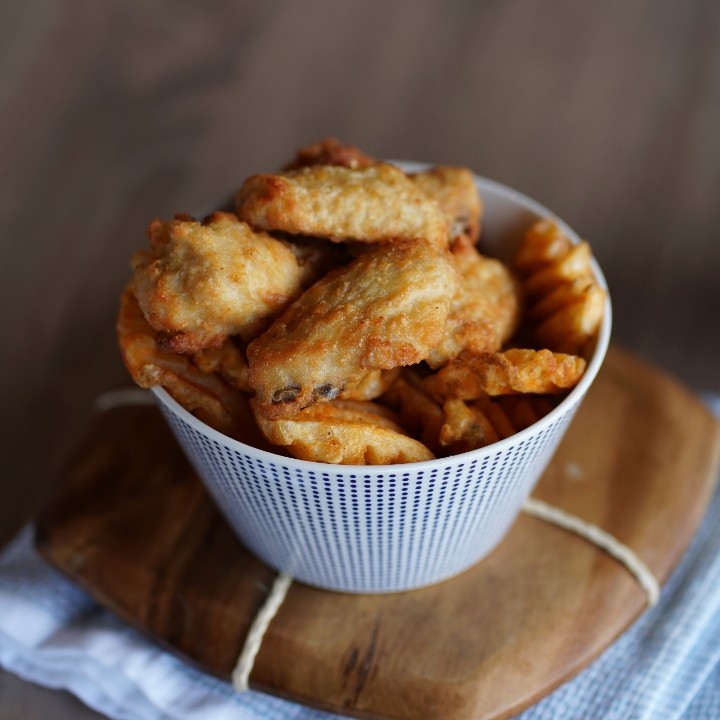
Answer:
153, 170, 612, 593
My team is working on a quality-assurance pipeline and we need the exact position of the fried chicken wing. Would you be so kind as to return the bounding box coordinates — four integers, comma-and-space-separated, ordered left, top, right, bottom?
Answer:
132, 212, 322, 353
411, 166, 483, 247
339, 368, 401, 401
117, 287, 269, 448
283, 137, 375, 170
426, 242, 522, 369
248, 239, 458, 418
235, 163, 449, 247
251, 399, 434, 465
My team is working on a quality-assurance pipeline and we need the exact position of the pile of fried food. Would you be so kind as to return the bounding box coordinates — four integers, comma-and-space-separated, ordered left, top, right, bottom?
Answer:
118, 138, 606, 465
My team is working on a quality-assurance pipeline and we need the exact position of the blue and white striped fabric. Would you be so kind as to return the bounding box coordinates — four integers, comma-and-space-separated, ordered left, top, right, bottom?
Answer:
1, 399, 718, 720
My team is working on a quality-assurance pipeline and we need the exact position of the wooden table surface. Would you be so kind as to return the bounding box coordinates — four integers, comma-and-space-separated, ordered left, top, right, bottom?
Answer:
1, 1, 719, 717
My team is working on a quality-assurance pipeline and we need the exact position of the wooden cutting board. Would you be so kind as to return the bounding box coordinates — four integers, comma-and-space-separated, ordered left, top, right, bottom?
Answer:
36, 346, 720, 720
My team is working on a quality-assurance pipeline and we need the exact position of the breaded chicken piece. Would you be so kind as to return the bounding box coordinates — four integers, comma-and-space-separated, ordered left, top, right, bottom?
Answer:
252, 399, 434, 465
132, 212, 323, 353
411, 166, 483, 247
248, 239, 458, 418
426, 242, 522, 368
339, 368, 401, 401
235, 163, 449, 247
117, 286, 270, 449
283, 137, 375, 170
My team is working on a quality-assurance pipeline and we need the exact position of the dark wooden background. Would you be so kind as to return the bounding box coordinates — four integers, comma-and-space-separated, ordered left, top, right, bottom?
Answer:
2, 0, 719, 716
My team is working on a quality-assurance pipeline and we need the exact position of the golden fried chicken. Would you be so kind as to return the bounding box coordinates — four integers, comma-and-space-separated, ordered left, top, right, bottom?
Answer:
235, 163, 449, 247
248, 239, 458, 418
411, 166, 483, 247
117, 287, 269, 448
426, 242, 522, 369
132, 212, 325, 353
251, 399, 434, 464
283, 137, 375, 170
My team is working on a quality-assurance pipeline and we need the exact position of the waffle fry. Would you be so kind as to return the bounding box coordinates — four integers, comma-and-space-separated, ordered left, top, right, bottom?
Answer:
512, 218, 572, 272
513, 219, 605, 355
383, 372, 445, 454
117, 287, 266, 448
439, 399, 499, 452
424, 348, 586, 401
497, 395, 557, 431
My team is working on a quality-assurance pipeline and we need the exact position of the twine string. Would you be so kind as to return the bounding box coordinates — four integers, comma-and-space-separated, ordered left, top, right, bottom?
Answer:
522, 497, 661, 606
231, 572, 293, 692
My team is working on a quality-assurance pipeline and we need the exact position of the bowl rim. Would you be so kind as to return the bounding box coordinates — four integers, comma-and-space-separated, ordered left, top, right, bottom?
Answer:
152, 171, 612, 472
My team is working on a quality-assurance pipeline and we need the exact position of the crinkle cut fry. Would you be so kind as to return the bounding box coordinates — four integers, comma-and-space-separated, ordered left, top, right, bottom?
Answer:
439, 398, 499, 452
513, 218, 572, 273
117, 287, 266, 447
423, 348, 586, 402
498, 395, 557, 431
513, 219, 606, 356
385, 372, 445, 455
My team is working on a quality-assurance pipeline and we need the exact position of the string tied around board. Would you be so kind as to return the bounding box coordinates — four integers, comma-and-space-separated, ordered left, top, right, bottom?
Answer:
229, 496, 660, 691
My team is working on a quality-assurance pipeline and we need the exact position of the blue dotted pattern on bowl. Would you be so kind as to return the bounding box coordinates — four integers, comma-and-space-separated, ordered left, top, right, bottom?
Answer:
157, 399, 579, 593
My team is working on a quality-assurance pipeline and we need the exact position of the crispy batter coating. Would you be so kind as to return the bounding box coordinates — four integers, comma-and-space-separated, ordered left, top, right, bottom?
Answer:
340, 368, 401, 401
132, 212, 320, 353
117, 287, 269, 448
252, 399, 434, 464
426, 243, 522, 369
283, 137, 375, 170
248, 239, 458, 418
424, 348, 586, 401
412, 166, 483, 247
192, 338, 250, 392
235, 163, 449, 246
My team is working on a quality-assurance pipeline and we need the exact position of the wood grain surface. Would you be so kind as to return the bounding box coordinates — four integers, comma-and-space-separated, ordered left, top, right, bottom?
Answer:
2, 1, 720, 716
34, 348, 720, 719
